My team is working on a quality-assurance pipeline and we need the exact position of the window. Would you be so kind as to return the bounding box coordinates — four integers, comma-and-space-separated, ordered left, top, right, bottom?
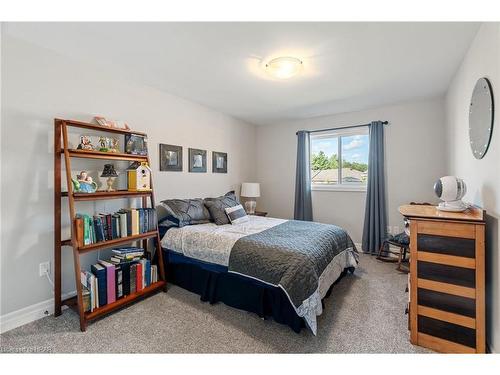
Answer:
310, 128, 369, 191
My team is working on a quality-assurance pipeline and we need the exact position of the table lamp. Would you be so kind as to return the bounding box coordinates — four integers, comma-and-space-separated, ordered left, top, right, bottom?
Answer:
241, 182, 260, 214
101, 164, 118, 192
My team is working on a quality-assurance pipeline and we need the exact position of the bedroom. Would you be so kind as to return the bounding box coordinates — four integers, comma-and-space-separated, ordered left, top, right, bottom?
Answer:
1, 0, 499, 372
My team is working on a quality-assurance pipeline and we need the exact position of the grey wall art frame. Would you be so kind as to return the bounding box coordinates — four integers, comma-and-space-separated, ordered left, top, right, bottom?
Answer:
212, 151, 228, 173
188, 148, 207, 173
159, 144, 183, 172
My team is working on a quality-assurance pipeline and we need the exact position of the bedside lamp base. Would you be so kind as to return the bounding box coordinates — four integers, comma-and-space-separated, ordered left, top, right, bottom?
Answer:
245, 200, 256, 214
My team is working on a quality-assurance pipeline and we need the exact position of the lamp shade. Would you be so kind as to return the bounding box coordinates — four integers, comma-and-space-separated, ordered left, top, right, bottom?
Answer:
241, 182, 260, 198
101, 164, 118, 177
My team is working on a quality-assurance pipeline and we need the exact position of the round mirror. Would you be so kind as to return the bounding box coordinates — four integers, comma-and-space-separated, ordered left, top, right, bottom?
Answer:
469, 77, 494, 159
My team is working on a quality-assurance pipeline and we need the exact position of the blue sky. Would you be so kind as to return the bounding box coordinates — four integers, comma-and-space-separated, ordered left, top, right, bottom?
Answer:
312, 134, 369, 163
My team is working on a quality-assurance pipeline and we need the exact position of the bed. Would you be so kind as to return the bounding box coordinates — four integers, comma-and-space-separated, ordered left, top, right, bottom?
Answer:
159, 214, 358, 334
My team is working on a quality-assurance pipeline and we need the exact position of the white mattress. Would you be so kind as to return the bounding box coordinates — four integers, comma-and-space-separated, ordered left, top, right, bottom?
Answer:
161, 215, 287, 266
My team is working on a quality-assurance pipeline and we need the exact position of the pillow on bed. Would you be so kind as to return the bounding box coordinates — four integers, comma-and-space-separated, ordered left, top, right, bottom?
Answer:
225, 204, 249, 225
159, 198, 211, 227
204, 191, 240, 225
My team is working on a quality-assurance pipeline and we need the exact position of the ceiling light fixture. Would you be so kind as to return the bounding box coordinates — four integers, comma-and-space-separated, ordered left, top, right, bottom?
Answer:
265, 56, 303, 79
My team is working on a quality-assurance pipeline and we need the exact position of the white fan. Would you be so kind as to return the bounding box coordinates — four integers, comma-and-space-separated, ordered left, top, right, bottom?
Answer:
433, 176, 469, 212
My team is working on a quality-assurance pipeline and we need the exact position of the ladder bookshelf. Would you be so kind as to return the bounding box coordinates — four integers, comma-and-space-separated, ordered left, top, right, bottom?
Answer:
54, 118, 166, 331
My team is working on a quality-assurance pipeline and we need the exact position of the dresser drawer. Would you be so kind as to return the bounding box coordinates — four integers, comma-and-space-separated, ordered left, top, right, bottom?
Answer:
418, 315, 476, 348
417, 234, 475, 258
417, 261, 475, 288
418, 288, 475, 318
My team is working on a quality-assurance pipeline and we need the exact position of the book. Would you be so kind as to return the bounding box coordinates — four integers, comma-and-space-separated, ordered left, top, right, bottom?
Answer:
115, 265, 123, 299
126, 209, 132, 236
106, 214, 112, 240
98, 260, 116, 304
131, 209, 139, 235
94, 215, 104, 243
112, 214, 120, 239
75, 217, 84, 247
91, 263, 107, 306
130, 264, 137, 293
119, 212, 127, 238
121, 261, 131, 296
84, 271, 96, 311
83, 215, 91, 245
94, 275, 99, 309
112, 246, 143, 254
136, 262, 143, 291
140, 259, 151, 287
153, 265, 158, 282
82, 286, 91, 312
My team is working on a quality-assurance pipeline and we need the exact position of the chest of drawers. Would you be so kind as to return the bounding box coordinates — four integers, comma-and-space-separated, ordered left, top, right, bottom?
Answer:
399, 204, 485, 353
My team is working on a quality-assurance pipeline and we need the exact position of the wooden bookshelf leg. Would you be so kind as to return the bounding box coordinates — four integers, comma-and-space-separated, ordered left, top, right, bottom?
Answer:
155, 233, 167, 292
54, 120, 62, 316
72, 247, 86, 332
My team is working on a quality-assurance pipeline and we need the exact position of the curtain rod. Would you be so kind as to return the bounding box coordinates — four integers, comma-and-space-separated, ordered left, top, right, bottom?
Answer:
297, 121, 389, 135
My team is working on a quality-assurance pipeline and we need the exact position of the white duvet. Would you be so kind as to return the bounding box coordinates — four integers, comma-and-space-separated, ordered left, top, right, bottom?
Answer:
161, 215, 286, 265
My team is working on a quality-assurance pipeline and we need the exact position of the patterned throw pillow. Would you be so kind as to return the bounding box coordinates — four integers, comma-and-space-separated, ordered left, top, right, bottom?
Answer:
225, 204, 249, 225
204, 191, 240, 225
159, 198, 211, 227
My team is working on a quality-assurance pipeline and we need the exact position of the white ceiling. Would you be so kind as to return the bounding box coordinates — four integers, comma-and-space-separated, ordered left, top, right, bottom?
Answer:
5, 22, 480, 125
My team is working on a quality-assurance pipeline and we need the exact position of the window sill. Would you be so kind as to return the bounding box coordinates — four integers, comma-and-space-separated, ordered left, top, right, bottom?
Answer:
312, 185, 367, 192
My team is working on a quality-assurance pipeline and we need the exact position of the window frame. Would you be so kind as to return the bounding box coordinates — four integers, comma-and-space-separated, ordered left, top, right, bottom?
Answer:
310, 127, 369, 192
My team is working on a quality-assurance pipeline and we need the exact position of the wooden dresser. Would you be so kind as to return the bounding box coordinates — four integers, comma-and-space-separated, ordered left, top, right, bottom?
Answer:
399, 204, 485, 353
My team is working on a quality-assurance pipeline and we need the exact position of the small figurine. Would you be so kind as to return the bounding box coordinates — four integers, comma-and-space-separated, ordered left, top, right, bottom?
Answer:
71, 171, 97, 193
109, 138, 119, 153
77, 135, 94, 151
98, 136, 109, 152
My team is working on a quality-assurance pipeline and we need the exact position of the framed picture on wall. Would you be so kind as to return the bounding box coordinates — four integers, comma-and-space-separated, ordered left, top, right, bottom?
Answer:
188, 148, 207, 173
212, 151, 227, 173
159, 144, 183, 172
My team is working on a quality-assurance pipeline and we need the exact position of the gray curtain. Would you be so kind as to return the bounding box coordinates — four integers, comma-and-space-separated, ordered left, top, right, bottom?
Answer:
362, 121, 387, 254
294, 131, 313, 221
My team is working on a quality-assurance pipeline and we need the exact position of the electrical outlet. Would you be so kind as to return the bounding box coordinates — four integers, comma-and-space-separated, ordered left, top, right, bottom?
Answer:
386, 225, 392, 234
39, 261, 50, 277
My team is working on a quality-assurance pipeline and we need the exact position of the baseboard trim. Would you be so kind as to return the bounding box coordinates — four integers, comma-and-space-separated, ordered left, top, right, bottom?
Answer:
0, 291, 76, 334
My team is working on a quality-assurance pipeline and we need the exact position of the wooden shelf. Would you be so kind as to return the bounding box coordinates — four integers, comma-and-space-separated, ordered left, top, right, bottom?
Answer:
62, 148, 148, 162
62, 189, 152, 201
78, 231, 158, 253
56, 118, 147, 136
84, 281, 165, 321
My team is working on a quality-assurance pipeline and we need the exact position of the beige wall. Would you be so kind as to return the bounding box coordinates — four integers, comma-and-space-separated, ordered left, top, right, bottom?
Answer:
256, 98, 447, 243
0, 34, 257, 318
445, 22, 500, 353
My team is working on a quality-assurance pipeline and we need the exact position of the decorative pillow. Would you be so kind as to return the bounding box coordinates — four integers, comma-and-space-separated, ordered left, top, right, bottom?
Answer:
225, 204, 249, 225
204, 191, 240, 225
159, 198, 211, 228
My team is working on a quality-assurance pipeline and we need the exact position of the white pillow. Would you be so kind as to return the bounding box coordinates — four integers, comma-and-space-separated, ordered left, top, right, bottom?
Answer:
225, 204, 249, 225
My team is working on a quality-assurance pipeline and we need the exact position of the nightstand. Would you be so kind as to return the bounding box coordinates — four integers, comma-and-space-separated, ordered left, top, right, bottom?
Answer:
249, 211, 268, 217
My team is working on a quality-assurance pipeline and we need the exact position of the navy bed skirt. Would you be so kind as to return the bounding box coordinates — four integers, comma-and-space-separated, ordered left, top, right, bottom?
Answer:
162, 248, 352, 333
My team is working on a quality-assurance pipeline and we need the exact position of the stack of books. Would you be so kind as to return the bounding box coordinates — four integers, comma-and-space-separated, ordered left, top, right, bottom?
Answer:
75, 208, 157, 247
110, 247, 144, 264
80, 253, 159, 312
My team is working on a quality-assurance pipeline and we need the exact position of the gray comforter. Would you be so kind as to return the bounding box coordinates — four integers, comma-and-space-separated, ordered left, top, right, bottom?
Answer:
228, 220, 358, 333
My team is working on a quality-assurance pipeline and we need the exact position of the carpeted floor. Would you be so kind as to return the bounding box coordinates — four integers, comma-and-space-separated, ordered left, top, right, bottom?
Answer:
0, 254, 430, 353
